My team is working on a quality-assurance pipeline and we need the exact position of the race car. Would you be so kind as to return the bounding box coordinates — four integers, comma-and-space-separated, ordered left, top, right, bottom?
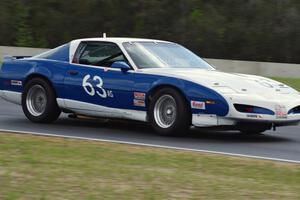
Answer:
0, 37, 300, 136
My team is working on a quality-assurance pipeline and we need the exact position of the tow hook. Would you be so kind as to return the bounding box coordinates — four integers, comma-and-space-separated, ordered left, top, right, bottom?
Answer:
272, 123, 276, 131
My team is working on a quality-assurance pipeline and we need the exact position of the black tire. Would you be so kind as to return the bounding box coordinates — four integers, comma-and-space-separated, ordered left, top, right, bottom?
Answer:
148, 87, 191, 136
22, 78, 61, 123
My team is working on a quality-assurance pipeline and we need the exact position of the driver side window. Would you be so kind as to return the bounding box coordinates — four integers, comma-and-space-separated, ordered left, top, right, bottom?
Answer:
74, 42, 126, 67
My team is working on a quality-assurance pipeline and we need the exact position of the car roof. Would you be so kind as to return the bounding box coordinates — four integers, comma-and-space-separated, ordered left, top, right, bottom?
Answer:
68, 37, 175, 70
71, 37, 172, 44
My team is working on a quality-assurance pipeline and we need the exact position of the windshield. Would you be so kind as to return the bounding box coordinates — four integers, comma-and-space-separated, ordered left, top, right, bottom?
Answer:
123, 42, 214, 69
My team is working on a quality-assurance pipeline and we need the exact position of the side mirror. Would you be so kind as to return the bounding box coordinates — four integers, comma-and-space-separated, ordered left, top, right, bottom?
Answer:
111, 61, 131, 72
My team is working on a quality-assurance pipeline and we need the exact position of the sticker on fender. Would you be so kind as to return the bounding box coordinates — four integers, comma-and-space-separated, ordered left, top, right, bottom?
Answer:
134, 99, 145, 107
11, 80, 22, 86
134, 92, 145, 100
191, 101, 206, 110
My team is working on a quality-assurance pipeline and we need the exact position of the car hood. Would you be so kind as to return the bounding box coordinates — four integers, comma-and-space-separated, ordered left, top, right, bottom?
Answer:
140, 68, 299, 96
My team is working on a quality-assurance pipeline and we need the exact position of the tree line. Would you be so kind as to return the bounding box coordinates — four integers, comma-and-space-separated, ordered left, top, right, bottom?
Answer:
0, 0, 299, 63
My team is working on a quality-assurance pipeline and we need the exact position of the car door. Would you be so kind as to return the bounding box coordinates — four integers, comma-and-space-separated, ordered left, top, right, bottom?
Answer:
63, 41, 135, 117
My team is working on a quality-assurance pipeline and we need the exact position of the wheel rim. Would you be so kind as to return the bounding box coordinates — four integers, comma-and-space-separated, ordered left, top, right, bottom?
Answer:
154, 95, 177, 128
26, 85, 47, 116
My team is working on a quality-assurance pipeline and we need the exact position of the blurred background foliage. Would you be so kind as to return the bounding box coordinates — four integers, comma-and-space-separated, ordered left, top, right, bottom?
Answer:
0, 0, 299, 63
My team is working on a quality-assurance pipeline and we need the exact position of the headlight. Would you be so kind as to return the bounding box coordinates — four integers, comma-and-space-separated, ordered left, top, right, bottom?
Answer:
214, 86, 237, 94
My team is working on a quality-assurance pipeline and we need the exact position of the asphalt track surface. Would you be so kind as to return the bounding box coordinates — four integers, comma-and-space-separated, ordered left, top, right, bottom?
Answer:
0, 98, 299, 163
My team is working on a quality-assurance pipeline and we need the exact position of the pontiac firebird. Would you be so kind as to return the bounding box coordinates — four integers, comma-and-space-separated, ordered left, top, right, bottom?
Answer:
0, 38, 300, 136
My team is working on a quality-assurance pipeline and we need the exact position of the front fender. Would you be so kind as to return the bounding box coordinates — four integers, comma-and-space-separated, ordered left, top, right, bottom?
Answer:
137, 73, 229, 117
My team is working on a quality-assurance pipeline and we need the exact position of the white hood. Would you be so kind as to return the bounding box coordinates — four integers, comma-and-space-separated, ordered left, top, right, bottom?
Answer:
140, 68, 299, 96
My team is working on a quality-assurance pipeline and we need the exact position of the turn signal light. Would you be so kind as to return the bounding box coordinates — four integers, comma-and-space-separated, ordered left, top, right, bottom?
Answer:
206, 100, 216, 104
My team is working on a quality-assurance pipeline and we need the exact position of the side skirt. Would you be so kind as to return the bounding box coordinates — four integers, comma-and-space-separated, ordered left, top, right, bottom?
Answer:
0, 90, 22, 105
57, 98, 147, 122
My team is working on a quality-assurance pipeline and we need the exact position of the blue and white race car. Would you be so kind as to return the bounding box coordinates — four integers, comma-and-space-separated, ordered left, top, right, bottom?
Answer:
1, 37, 300, 135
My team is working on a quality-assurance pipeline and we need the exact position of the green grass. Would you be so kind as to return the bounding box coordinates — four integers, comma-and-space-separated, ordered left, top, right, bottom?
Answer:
271, 77, 300, 91
0, 133, 300, 200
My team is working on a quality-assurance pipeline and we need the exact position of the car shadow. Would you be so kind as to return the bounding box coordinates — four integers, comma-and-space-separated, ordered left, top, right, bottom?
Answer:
0, 99, 296, 144
52, 116, 292, 144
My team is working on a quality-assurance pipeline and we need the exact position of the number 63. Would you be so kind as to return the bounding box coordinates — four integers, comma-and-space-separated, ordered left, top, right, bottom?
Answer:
82, 74, 107, 98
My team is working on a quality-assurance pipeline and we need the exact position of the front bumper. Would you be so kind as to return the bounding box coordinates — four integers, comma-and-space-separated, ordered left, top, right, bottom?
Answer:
192, 93, 300, 127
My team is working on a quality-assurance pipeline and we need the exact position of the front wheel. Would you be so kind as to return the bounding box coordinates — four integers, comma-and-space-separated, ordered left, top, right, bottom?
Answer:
22, 78, 61, 123
148, 88, 191, 136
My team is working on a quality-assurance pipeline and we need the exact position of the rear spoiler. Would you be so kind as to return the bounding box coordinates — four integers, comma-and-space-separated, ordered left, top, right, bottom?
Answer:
3, 55, 32, 61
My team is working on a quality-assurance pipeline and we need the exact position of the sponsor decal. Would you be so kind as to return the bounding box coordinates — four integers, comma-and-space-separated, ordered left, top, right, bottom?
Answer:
11, 80, 22, 86
275, 105, 287, 119
191, 101, 206, 110
196, 114, 217, 117
133, 99, 145, 107
134, 92, 146, 100
246, 114, 263, 119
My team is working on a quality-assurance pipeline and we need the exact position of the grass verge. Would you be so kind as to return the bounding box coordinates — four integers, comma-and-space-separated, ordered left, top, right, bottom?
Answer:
0, 132, 300, 200
271, 77, 300, 91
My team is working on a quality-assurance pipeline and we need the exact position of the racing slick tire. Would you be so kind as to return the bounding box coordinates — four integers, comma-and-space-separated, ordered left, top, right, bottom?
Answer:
22, 78, 61, 123
149, 87, 191, 136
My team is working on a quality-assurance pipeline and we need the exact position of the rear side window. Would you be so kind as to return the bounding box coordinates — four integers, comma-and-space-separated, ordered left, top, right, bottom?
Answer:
35, 43, 70, 62
73, 42, 127, 67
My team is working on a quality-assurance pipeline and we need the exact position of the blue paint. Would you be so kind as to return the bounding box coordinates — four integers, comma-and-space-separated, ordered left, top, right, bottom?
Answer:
133, 73, 229, 116
61, 63, 229, 116
47, 43, 70, 62
110, 61, 131, 71
0, 43, 229, 117
252, 107, 275, 115
63, 64, 136, 111
0, 58, 68, 95
36, 43, 70, 62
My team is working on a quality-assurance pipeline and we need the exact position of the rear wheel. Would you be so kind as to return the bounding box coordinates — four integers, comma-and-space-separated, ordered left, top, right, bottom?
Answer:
22, 78, 61, 123
149, 88, 191, 136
